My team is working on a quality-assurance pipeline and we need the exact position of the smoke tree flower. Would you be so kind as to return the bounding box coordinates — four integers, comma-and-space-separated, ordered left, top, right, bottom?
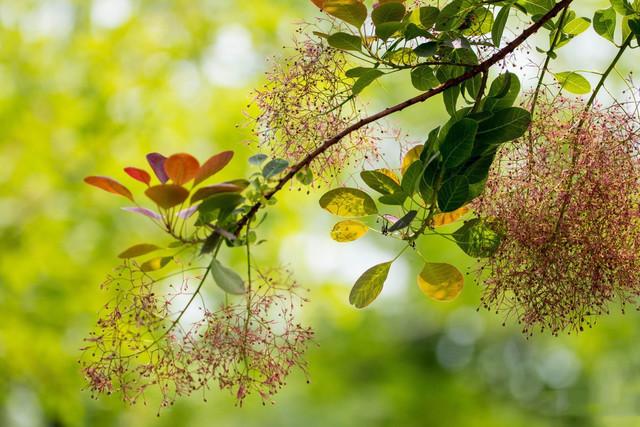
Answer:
475, 97, 640, 335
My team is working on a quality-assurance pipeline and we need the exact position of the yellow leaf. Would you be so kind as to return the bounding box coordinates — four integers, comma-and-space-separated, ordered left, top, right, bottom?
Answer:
319, 187, 378, 217
377, 168, 400, 184
417, 262, 464, 302
330, 220, 368, 242
401, 145, 423, 175
432, 206, 470, 227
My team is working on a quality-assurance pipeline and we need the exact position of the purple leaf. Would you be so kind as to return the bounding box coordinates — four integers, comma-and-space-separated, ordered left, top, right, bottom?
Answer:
122, 206, 162, 220
178, 204, 199, 219
146, 152, 169, 183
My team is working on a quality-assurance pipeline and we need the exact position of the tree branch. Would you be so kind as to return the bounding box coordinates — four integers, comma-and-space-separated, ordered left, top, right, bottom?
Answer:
233, 0, 574, 237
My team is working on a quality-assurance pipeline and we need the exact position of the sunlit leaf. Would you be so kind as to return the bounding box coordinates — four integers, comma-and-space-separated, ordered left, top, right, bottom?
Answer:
349, 262, 392, 308
563, 17, 591, 35
417, 262, 464, 302
191, 183, 244, 204
593, 8, 616, 42
210, 258, 246, 295
121, 206, 162, 220
193, 151, 234, 186
319, 187, 378, 217
118, 244, 161, 259
327, 32, 362, 51
453, 218, 503, 257
84, 176, 134, 201
554, 71, 591, 95
352, 69, 384, 95
492, 4, 511, 47
124, 167, 151, 186
146, 152, 169, 183
330, 220, 368, 242
323, 0, 368, 28
401, 145, 423, 175
432, 206, 469, 227
360, 170, 402, 195
145, 184, 190, 209
164, 153, 200, 185
140, 256, 172, 272
296, 167, 314, 185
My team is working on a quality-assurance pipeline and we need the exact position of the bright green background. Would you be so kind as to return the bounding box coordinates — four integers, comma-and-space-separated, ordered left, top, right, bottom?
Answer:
1, 1, 640, 426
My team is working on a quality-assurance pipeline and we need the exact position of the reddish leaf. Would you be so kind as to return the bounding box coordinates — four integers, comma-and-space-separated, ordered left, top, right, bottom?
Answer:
190, 183, 244, 204
121, 206, 162, 220
146, 153, 169, 183
311, 0, 324, 7
124, 167, 151, 186
84, 176, 134, 201
118, 243, 161, 259
165, 153, 200, 185
193, 151, 234, 186
145, 184, 190, 209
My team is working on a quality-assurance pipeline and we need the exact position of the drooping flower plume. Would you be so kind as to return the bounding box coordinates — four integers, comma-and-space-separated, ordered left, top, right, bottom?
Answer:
475, 97, 640, 335
252, 33, 380, 179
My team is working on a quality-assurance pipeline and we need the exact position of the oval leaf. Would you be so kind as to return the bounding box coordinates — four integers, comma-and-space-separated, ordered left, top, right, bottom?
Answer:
84, 176, 134, 201
191, 183, 244, 204
210, 258, 246, 295
146, 153, 169, 183
417, 262, 464, 302
327, 32, 362, 51
554, 71, 591, 95
145, 184, 190, 209
124, 167, 151, 186
432, 206, 469, 227
323, 0, 368, 28
262, 159, 289, 179
118, 244, 161, 259
349, 262, 392, 308
452, 218, 503, 258
360, 170, 402, 195
401, 145, 424, 175
121, 206, 162, 220
164, 153, 200, 185
193, 151, 234, 186
440, 118, 478, 168
330, 220, 368, 242
319, 187, 378, 217
140, 256, 172, 272
437, 176, 469, 213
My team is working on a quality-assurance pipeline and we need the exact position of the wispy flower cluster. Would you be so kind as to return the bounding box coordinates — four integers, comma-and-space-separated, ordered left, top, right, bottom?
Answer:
475, 97, 640, 335
80, 262, 313, 409
252, 32, 379, 179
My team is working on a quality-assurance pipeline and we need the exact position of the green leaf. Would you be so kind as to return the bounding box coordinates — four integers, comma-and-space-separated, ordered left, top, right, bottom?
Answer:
611, 0, 634, 15
140, 256, 172, 272
372, 2, 406, 26
438, 175, 469, 212
594, 8, 616, 42
262, 159, 289, 178
418, 6, 439, 28
248, 154, 268, 165
352, 69, 384, 95
435, 0, 464, 31
296, 167, 314, 185
554, 71, 591, 95
440, 118, 478, 168
388, 210, 417, 232
197, 193, 245, 224
327, 32, 362, 51
463, 7, 493, 36
349, 262, 392, 308
346, 67, 371, 78
492, 4, 511, 47
118, 244, 161, 259
376, 22, 403, 40
411, 66, 439, 91
518, 0, 553, 16
484, 72, 520, 111
453, 218, 503, 258
379, 193, 407, 206
563, 17, 591, 35
414, 41, 439, 57
210, 258, 246, 295
417, 262, 464, 302
443, 86, 460, 117
401, 160, 423, 195
475, 107, 532, 149
319, 187, 378, 217
323, 0, 368, 28
360, 170, 402, 195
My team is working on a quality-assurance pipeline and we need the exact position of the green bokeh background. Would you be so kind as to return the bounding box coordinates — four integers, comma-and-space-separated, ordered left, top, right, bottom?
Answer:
1, 1, 639, 426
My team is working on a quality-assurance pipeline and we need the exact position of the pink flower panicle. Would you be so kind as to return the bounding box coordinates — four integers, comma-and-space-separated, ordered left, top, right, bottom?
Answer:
80, 262, 313, 409
475, 97, 640, 336
252, 32, 380, 180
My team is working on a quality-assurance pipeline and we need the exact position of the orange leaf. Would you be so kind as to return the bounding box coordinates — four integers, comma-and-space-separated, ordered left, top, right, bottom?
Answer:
401, 146, 423, 175
311, 0, 325, 7
191, 183, 244, 204
164, 153, 200, 185
432, 206, 470, 227
84, 176, 134, 201
145, 184, 190, 209
193, 151, 234, 186
124, 167, 151, 186
377, 168, 400, 184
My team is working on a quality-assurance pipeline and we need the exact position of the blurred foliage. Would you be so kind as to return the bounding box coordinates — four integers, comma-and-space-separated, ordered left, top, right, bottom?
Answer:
2, 0, 640, 426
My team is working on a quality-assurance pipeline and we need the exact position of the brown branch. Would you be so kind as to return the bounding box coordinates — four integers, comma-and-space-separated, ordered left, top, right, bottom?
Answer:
233, 0, 573, 236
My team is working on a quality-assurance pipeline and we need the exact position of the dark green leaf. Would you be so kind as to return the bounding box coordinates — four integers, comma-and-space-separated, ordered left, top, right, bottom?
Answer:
376, 21, 403, 40
484, 72, 520, 111
401, 160, 423, 195
492, 4, 511, 47
327, 32, 362, 51
440, 118, 478, 168
453, 218, 503, 258
361, 170, 402, 195
475, 107, 531, 149
372, 2, 406, 26
438, 175, 469, 212
418, 6, 439, 28
411, 66, 438, 91
248, 154, 268, 165
414, 41, 439, 57
262, 159, 289, 178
